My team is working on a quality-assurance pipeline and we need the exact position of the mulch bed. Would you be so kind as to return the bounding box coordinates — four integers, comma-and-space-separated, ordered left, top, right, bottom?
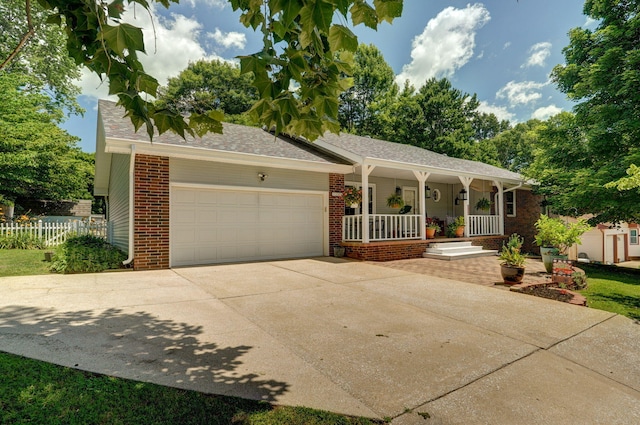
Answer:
517, 285, 573, 303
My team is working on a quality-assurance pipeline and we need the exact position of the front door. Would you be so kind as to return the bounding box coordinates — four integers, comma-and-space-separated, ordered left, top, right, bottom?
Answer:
402, 187, 418, 214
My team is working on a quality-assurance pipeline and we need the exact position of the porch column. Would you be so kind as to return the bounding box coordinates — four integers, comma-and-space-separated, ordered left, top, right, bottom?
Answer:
458, 176, 472, 237
413, 171, 430, 240
362, 163, 375, 243
493, 180, 505, 235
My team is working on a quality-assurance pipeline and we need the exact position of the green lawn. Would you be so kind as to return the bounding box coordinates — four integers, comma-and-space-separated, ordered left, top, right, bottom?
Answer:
0, 351, 381, 425
0, 249, 52, 277
578, 264, 640, 321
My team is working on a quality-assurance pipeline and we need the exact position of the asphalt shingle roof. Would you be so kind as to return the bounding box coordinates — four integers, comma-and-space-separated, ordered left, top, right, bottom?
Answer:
317, 132, 524, 181
99, 100, 347, 165
99, 99, 523, 182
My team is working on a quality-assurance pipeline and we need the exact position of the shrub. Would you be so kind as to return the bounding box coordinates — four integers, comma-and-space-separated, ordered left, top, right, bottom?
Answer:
0, 233, 46, 249
50, 235, 126, 274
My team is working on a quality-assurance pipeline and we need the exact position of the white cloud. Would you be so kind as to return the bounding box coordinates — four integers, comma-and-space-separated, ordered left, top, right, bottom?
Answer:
76, 5, 225, 100
396, 4, 490, 88
503, 41, 511, 49
209, 28, 247, 49
496, 80, 547, 106
584, 17, 598, 28
183, 0, 226, 8
532, 104, 563, 120
477, 101, 516, 123
522, 42, 552, 68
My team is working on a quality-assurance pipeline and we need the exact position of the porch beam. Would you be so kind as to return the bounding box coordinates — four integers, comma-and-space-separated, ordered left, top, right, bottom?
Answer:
493, 180, 505, 235
362, 163, 375, 243
413, 171, 430, 240
458, 176, 473, 237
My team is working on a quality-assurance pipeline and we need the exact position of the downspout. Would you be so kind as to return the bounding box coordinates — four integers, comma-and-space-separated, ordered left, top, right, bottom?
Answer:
122, 145, 136, 265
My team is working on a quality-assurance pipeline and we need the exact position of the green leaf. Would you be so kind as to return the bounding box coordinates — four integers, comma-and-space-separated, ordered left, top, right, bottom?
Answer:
373, 0, 403, 24
313, 95, 339, 119
101, 23, 145, 56
280, 0, 304, 25
350, 0, 378, 30
136, 73, 159, 97
189, 111, 224, 137
328, 25, 359, 52
153, 110, 190, 138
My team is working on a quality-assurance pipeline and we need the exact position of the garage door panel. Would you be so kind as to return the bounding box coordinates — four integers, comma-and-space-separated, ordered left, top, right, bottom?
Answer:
171, 187, 325, 266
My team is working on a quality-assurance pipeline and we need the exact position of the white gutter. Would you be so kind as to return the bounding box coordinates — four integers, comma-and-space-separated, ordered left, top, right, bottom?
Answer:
503, 182, 523, 193
122, 144, 136, 265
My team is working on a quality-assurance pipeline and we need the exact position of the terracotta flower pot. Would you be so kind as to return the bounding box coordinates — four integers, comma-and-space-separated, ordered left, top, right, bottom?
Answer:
455, 226, 464, 237
426, 228, 436, 239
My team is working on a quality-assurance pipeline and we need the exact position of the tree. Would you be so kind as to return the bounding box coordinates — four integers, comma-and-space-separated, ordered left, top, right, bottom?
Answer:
489, 119, 542, 172
0, 72, 93, 203
0, 0, 82, 114
155, 59, 258, 122
1, 0, 404, 142
545, 0, 640, 223
338, 44, 397, 135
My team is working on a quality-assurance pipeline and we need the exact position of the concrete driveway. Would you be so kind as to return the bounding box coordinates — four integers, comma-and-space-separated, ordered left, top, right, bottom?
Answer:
1, 258, 639, 424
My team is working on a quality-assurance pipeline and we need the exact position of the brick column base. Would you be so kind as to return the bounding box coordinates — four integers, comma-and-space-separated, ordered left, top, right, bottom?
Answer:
329, 173, 345, 256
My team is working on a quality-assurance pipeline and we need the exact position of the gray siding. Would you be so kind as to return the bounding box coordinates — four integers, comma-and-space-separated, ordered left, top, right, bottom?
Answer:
108, 154, 130, 253
170, 158, 329, 192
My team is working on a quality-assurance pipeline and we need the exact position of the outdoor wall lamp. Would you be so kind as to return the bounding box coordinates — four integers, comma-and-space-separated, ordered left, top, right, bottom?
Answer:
258, 172, 268, 181
425, 185, 431, 199
454, 188, 467, 205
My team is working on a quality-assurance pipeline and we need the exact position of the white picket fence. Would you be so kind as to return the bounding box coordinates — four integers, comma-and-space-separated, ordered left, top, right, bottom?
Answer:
0, 220, 109, 246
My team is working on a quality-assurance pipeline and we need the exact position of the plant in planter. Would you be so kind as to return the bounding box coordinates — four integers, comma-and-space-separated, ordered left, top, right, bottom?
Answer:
386, 193, 404, 209
534, 214, 591, 273
342, 187, 362, 208
453, 216, 465, 237
426, 218, 441, 238
499, 233, 526, 284
475, 197, 491, 212
0, 195, 15, 220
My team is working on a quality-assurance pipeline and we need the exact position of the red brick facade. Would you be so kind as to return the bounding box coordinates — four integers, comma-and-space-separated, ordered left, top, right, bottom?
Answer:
329, 173, 345, 256
342, 236, 507, 261
133, 154, 170, 270
504, 189, 543, 255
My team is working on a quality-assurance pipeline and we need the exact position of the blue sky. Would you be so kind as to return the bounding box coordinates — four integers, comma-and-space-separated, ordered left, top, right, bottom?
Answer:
62, 0, 595, 152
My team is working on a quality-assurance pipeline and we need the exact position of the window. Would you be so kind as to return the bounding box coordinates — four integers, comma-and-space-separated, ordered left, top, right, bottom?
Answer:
630, 229, 638, 245
505, 191, 516, 217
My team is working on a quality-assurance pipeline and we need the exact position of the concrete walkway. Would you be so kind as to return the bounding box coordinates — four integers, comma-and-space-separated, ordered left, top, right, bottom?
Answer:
1, 258, 639, 424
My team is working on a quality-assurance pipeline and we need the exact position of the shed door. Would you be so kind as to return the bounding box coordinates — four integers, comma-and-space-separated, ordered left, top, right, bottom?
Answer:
170, 187, 325, 267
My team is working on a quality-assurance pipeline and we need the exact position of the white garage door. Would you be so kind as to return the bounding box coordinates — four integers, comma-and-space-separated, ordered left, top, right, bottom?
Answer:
171, 186, 325, 266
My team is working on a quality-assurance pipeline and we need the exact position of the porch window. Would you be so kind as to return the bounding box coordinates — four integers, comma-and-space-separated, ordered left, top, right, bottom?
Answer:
630, 229, 638, 245
344, 183, 375, 215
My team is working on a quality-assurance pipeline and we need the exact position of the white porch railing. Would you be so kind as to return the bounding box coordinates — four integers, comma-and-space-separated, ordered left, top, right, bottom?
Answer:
343, 214, 422, 241
0, 220, 109, 246
467, 215, 500, 236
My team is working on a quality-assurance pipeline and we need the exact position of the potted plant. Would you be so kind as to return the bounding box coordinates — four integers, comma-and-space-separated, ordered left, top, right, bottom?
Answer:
386, 193, 404, 209
499, 233, 526, 284
475, 197, 491, 212
426, 218, 441, 239
0, 195, 15, 220
453, 216, 465, 237
534, 214, 591, 273
342, 187, 362, 208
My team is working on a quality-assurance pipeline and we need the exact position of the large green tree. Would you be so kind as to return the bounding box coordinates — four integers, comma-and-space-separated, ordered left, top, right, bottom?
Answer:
490, 119, 542, 172
0, 0, 82, 114
155, 59, 258, 122
0, 72, 93, 203
338, 44, 397, 135
545, 0, 640, 223
1, 0, 403, 142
